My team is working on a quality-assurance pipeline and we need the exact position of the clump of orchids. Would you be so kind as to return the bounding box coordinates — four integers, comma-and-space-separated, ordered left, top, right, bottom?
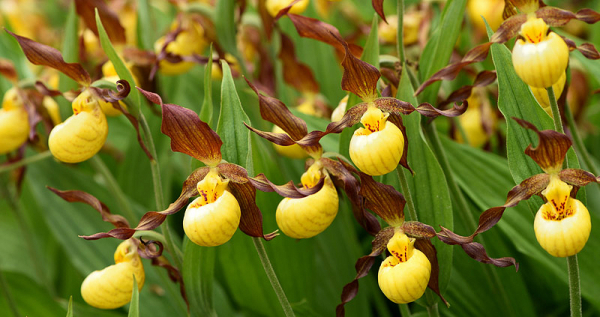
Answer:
8, 30, 137, 163
439, 118, 596, 259
415, 0, 600, 102
48, 187, 181, 309
83, 88, 321, 246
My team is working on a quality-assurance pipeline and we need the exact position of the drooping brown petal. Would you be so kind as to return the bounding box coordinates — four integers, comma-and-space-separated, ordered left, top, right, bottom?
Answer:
287, 14, 363, 58
323, 158, 381, 236
414, 43, 493, 96
513, 117, 572, 173
0, 59, 17, 82
48, 187, 129, 228
372, 0, 386, 23
228, 181, 278, 240
216, 162, 323, 198
576, 8, 600, 24
81, 167, 211, 240
137, 88, 222, 166
335, 227, 395, 317
338, 37, 381, 102
384, 113, 411, 173
34, 81, 63, 97
402, 221, 436, 239
258, 0, 274, 39
7, 30, 91, 86
559, 169, 600, 188
296, 103, 369, 147
245, 78, 308, 140
414, 239, 448, 307
374, 97, 468, 118
576, 43, 600, 60
243, 124, 297, 145
357, 171, 405, 226
535, 6, 577, 27
489, 13, 528, 43
74, 0, 126, 44
149, 254, 188, 307
278, 33, 320, 94
439, 71, 497, 107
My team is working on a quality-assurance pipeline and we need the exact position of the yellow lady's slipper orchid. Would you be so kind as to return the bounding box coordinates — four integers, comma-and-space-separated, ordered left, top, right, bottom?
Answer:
534, 175, 591, 257
81, 240, 145, 309
512, 17, 569, 88
48, 89, 108, 163
183, 170, 241, 246
272, 125, 308, 159
530, 71, 566, 116
379, 13, 422, 45
378, 230, 431, 304
331, 95, 349, 122
467, 0, 504, 32
265, 0, 309, 17
0, 88, 29, 154
154, 20, 206, 75
349, 106, 404, 176
276, 162, 339, 239
455, 88, 495, 147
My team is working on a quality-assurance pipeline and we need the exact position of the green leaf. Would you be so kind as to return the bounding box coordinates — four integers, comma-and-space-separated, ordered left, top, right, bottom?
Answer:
66, 296, 73, 317
0, 272, 66, 316
59, 2, 80, 92
339, 13, 380, 157
394, 65, 453, 297
95, 9, 141, 117
216, 62, 252, 170
136, 0, 154, 50
199, 44, 214, 125
417, 0, 467, 103
215, 0, 245, 75
183, 239, 217, 317
128, 276, 139, 317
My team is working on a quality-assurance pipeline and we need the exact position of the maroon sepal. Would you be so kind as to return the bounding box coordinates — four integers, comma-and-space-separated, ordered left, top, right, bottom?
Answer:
74, 0, 126, 44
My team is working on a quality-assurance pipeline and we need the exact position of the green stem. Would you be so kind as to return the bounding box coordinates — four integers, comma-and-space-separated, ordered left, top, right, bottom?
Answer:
547, 87, 582, 317
0, 151, 52, 174
0, 270, 20, 317
564, 101, 599, 176
133, 230, 168, 245
567, 255, 582, 317
425, 291, 441, 317
547, 87, 564, 134
399, 304, 412, 317
138, 112, 183, 269
89, 156, 136, 224
396, 167, 418, 222
2, 184, 53, 295
252, 237, 295, 317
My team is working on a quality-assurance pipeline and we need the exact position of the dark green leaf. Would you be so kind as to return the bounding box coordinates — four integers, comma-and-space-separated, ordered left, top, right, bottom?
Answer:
59, 2, 80, 92
199, 44, 214, 125
128, 276, 139, 317
183, 239, 217, 317
66, 296, 73, 317
136, 0, 154, 50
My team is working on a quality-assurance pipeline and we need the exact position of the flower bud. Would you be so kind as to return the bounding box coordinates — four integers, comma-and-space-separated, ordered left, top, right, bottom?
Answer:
183, 170, 241, 246
276, 163, 338, 239
154, 21, 206, 75
530, 71, 566, 116
265, 0, 309, 17
534, 176, 591, 257
512, 17, 569, 88
272, 125, 308, 159
48, 89, 108, 163
81, 240, 145, 309
349, 106, 404, 176
42, 96, 61, 126
331, 95, 349, 122
0, 88, 29, 154
378, 230, 431, 304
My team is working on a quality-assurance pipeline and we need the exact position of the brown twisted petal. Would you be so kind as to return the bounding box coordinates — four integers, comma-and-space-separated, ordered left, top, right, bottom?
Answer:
296, 103, 369, 148
0, 59, 17, 82
216, 162, 324, 198
323, 158, 381, 236
513, 117, 572, 173
439, 71, 497, 108
338, 36, 381, 102
81, 167, 211, 240
336, 227, 395, 317
278, 33, 320, 94
47, 187, 130, 228
414, 239, 448, 306
228, 181, 278, 241
559, 169, 600, 188
372, 0, 386, 23
6, 30, 91, 85
137, 88, 222, 166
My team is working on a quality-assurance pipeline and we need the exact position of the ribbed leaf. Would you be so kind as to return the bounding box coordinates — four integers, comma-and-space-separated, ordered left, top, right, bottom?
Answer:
59, 2, 80, 91
183, 240, 217, 317
128, 276, 139, 317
